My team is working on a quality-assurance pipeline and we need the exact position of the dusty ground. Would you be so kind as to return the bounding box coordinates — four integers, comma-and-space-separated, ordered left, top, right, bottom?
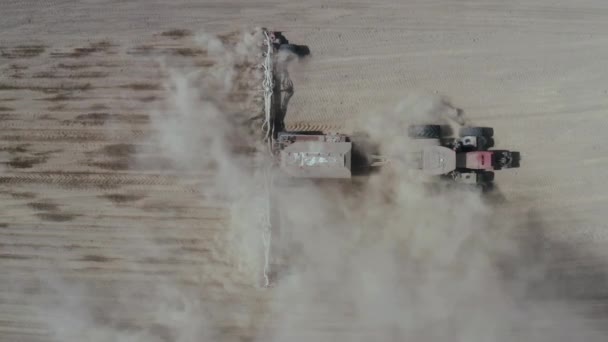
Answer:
2, 1, 608, 341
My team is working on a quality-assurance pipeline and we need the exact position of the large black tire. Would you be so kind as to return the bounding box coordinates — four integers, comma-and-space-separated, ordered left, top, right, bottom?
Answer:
279, 44, 311, 57
477, 171, 495, 183
459, 126, 494, 137
350, 131, 380, 176
408, 125, 441, 139
510, 151, 521, 168
476, 136, 494, 151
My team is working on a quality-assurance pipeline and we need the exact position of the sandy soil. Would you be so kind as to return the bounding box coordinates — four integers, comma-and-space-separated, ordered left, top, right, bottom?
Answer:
2, 1, 608, 341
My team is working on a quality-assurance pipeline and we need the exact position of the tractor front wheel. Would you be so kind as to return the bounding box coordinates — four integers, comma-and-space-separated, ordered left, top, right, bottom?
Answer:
459, 126, 494, 138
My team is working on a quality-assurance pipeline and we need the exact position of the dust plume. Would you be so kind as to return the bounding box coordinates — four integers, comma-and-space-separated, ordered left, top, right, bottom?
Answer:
145, 30, 606, 339
258, 96, 606, 341
145, 27, 270, 284
13, 27, 606, 342
14, 28, 271, 342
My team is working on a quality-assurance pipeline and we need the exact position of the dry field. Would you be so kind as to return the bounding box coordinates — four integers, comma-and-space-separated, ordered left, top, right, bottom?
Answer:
1, 1, 608, 341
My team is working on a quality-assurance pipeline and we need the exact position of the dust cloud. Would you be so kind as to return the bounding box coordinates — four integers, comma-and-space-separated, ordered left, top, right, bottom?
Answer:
260, 97, 605, 341
147, 29, 603, 341
19, 28, 606, 342
17, 28, 270, 342
145, 27, 270, 284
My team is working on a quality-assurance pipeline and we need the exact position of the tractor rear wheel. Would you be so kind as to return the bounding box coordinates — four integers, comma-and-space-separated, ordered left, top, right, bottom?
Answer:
459, 126, 494, 137
408, 125, 441, 139
477, 171, 495, 184
510, 152, 521, 168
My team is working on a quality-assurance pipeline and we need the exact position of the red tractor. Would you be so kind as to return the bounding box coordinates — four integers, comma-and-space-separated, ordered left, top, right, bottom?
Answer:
404, 124, 520, 188
272, 124, 519, 189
